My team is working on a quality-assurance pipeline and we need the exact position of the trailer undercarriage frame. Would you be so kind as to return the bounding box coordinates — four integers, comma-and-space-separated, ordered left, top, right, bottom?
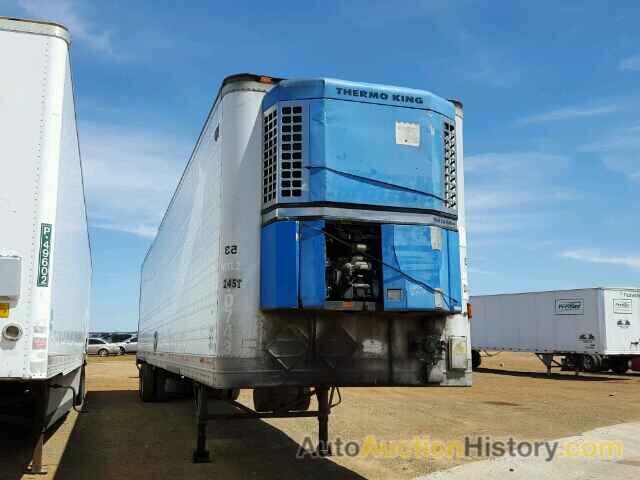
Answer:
192, 382, 334, 463
535, 353, 567, 376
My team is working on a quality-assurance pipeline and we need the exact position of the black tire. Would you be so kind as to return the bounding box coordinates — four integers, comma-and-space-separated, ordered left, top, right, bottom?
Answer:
599, 356, 610, 372
564, 354, 578, 371
139, 364, 156, 402
610, 357, 629, 375
155, 368, 169, 402
119, 347, 125, 355
582, 354, 601, 373
181, 377, 194, 398
253, 388, 274, 412
98, 349, 109, 357
74, 365, 86, 407
208, 388, 239, 401
295, 387, 311, 411
471, 350, 482, 369
225, 389, 240, 401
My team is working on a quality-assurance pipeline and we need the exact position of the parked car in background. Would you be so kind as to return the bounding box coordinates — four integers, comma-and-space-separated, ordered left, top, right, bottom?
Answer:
123, 336, 138, 354
109, 333, 136, 354
87, 338, 121, 357
109, 333, 136, 343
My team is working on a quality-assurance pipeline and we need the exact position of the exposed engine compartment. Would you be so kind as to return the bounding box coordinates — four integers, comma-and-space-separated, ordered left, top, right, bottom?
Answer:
324, 223, 382, 303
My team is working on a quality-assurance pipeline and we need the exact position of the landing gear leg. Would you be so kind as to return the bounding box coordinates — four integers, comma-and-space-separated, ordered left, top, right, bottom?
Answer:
316, 386, 332, 457
539, 353, 554, 376
192, 383, 211, 463
26, 428, 47, 475
26, 383, 48, 475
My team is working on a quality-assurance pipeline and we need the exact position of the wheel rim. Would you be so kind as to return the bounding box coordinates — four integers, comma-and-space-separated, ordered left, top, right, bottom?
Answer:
583, 356, 595, 371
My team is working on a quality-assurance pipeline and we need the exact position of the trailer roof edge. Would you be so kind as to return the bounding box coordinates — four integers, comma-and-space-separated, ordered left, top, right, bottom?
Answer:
0, 17, 71, 45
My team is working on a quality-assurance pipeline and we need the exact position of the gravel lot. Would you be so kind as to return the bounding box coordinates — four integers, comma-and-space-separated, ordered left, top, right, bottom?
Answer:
2, 352, 639, 479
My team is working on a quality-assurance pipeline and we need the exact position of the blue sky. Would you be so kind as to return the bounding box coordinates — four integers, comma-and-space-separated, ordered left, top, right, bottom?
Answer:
3, 1, 639, 331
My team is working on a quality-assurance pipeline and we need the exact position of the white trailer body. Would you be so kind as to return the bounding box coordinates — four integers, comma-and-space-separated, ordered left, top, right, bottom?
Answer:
471, 288, 640, 373
0, 18, 91, 428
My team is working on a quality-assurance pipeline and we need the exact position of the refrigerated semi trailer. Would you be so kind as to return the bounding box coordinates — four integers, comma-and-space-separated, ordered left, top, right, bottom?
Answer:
137, 73, 470, 461
471, 288, 640, 374
0, 17, 91, 472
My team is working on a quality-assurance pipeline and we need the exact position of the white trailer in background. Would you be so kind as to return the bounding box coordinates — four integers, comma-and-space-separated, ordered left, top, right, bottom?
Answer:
471, 288, 640, 375
0, 17, 91, 473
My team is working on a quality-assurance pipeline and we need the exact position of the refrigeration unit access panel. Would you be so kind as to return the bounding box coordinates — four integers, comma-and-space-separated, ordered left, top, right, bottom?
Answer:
260, 78, 462, 313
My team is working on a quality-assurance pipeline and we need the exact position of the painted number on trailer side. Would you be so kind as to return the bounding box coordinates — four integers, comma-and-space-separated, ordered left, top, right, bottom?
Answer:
37, 223, 52, 287
224, 245, 238, 255
223, 278, 243, 289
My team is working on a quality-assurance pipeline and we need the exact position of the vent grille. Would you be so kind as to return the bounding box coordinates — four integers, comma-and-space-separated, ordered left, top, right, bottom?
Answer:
280, 105, 303, 198
263, 108, 278, 205
443, 121, 457, 210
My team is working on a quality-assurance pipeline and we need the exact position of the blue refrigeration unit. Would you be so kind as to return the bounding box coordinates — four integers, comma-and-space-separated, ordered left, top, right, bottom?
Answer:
260, 78, 462, 313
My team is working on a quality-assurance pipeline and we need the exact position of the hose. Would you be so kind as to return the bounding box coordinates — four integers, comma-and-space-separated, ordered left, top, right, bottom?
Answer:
49, 384, 85, 414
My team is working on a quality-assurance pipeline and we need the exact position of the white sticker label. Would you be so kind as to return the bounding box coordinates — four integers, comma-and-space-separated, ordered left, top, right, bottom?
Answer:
395, 122, 420, 147
362, 339, 384, 355
613, 299, 632, 314
555, 298, 584, 315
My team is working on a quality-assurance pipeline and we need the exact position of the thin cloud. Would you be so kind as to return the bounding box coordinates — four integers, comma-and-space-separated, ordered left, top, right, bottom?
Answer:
465, 151, 575, 238
80, 121, 188, 239
579, 125, 640, 183
561, 249, 640, 270
602, 157, 640, 183
91, 222, 159, 240
17, 0, 121, 57
619, 54, 640, 72
516, 104, 620, 126
466, 152, 569, 176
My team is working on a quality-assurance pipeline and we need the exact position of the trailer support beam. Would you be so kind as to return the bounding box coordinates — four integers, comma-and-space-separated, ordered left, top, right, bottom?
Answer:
317, 386, 331, 456
25, 382, 48, 475
190, 383, 336, 462
535, 353, 564, 376
25, 428, 47, 475
192, 383, 211, 463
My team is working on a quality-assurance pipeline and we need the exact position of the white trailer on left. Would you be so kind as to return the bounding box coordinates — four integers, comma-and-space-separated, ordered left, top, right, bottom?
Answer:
0, 17, 91, 472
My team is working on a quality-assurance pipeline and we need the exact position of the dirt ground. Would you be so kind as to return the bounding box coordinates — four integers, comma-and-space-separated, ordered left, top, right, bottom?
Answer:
2, 352, 640, 480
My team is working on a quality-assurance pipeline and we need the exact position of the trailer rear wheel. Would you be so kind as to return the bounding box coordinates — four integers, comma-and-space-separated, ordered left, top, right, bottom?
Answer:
471, 350, 481, 369
610, 358, 629, 375
139, 364, 156, 402
155, 368, 169, 402
582, 354, 601, 373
